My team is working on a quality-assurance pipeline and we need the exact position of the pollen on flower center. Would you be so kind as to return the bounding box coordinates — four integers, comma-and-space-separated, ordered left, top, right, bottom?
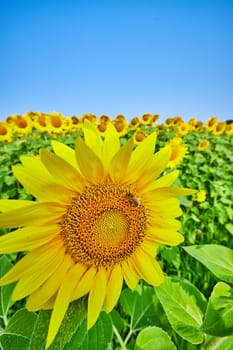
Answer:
60, 183, 147, 267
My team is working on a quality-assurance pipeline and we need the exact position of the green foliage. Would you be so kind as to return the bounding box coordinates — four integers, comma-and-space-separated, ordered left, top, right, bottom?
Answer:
0, 130, 233, 349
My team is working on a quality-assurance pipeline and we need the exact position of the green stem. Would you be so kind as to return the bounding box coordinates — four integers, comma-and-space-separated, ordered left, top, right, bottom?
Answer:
202, 336, 227, 350
124, 328, 133, 346
113, 325, 127, 350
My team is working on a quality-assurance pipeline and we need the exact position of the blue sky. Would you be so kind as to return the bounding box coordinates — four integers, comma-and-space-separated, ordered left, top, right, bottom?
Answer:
1, 0, 233, 123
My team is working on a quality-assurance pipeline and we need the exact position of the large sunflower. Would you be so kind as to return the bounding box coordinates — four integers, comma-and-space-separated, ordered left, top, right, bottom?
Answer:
0, 121, 195, 348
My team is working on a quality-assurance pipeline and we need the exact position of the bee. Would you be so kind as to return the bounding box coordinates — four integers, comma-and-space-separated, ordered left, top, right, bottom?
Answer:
128, 192, 141, 207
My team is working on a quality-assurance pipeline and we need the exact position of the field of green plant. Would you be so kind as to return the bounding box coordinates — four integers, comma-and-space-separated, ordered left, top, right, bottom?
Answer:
0, 114, 233, 350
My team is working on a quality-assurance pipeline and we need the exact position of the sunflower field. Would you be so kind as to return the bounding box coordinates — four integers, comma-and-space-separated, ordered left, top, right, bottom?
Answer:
0, 112, 233, 350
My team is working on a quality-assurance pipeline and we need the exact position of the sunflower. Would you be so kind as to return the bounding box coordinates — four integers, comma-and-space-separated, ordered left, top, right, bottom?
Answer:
0, 122, 12, 142
212, 121, 226, 136
197, 140, 210, 151
0, 121, 195, 348
133, 128, 147, 144
165, 137, 188, 168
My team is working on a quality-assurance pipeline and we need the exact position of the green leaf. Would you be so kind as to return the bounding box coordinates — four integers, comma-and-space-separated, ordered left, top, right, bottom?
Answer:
29, 298, 87, 350
0, 255, 16, 318
155, 277, 204, 344
202, 282, 233, 336
0, 308, 37, 350
184, 245, 233, 283
64, 311, 113, 350
135, 326, 177, 350
120, 285, 158, 330
226, 223, 233, 235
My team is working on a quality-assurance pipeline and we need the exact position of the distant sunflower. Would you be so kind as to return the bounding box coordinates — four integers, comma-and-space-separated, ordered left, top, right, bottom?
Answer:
165, 137, 188, 168
0, 121, 195, 348
197, 140, 210, 151
0, 122, 12, 142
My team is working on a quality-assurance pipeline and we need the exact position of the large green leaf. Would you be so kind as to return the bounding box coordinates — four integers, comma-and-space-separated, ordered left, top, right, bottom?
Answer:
155, 277, 204, 344
184, 245, 233, 283
29, 298, 87, 350
135, 326, 177, 350
64, 311, 113, 350
120, 285, 158, 330
202, 282, 233, 336
0, 308, 37, 350
0, 255, 15, 318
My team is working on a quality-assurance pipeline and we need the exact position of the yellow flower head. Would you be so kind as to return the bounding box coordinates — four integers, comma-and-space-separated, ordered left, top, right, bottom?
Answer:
196, 190, 206, 202
133, 128, 147, 144
177, 122, 189, 136
205, 116, 218, 131
225, 122, 233, 135
165, 137, 188, 168
140, 113, 153, 125
212, 121, 226, 136
0, 122, 195, 348
129, 116, 140, 129
197, 140, 210, 151
0, 122, 12, 142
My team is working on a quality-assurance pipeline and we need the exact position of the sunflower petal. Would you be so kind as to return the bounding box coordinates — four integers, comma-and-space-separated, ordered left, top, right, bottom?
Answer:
147, 227, 184, 246
46, 263, 87, 349
27, 254, 72, 311
40, 149, 84, 192
105, 265, 123, 313
0, 199, 33, 212
87, 267, 107, 329
83, 120, 103, 158
12, 164, 73, 202
0, 225, 60, 253
0, 239, 64, 286
109, 137, 134, 182
126, 132, 157, 182
121, 259, 139, 290
137, 147, 171, 191
0, 202, 64, 228
51, 140, 79, 170
133, 247, 164, 286
145, 170, 179, 192
102, 123, 120, 170
12, 243, 65, 300
75, 137, 105, 184
71, 266, 96, 300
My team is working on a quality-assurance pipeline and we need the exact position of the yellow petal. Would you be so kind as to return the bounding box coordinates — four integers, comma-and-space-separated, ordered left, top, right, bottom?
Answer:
75, 137, 105, 184
51, 140, 79, 170
12, 164, 73, 203
148, 187, 197, 199
27, 254, 72, 311
121, 259, 139, 290
40, 149, 84, 192
87, 267, 107, 329
0, 225, 60, 253
83, 120, 103, 159
126, 132, 157, 183
0, 239, 64, 286
147, 227, 184, 246
12, 243, 65, 300
102, 123, 120, 170
0, 199, 33, 212
0, 202, 64, 228
46, 263, 87, 349
109, 137, 134, 183
150, 218, 181, 231
105, 265, 123, 313
145, 170, 179, 192
146, 198, 182, 218
132, 247, 164, 286
137, 147, 171, 192
71, 266, 97, 300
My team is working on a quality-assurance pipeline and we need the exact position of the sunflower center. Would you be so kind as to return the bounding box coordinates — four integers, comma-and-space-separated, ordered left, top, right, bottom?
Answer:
60, 183, 147, 267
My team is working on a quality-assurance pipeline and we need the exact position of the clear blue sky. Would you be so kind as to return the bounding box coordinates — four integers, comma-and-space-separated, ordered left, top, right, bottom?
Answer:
1, 0, 233, 122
